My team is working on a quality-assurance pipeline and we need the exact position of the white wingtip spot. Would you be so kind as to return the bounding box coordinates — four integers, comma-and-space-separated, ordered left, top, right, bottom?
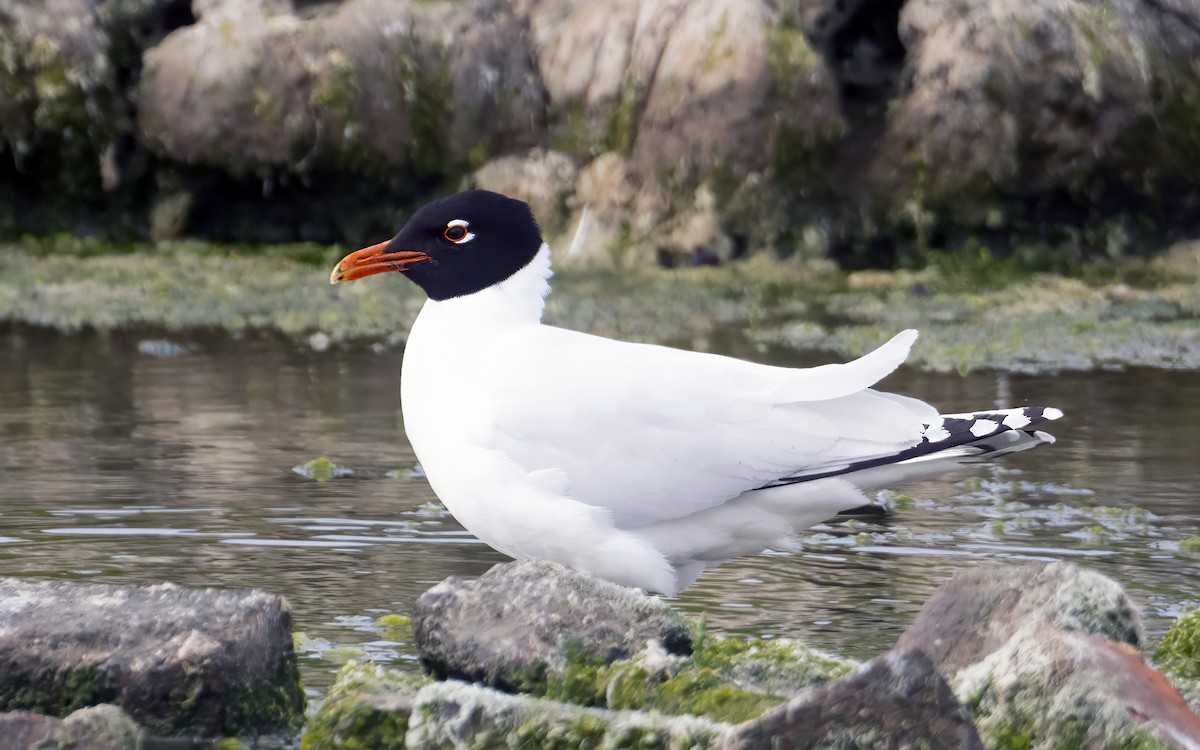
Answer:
1002, 413, 1032, 429
1043, 407, 1064, 420
1033, 430, 1056, 444
970, 419, 1000, 437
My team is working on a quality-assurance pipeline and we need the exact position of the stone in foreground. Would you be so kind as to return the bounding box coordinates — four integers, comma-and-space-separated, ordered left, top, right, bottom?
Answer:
0, 578, 304, 737
897, 562, 1200, 748
406, 679, 731, 749
413, 560, 692, 692
0, 704, 141, 750
719, 650, 983, 749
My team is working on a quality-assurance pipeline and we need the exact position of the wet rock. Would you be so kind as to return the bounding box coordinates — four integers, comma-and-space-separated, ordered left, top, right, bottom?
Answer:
300, 662, 429, 750
0, 578, 304, 737
894, 561, 1144, 664
405, 679, 732, 749
0, 704, 142, 750
896, 562, 1200, 748
412, 560, 692, 693
874, 0, 1200, 224
137, 0, 545, 176
720, 650, 983, 749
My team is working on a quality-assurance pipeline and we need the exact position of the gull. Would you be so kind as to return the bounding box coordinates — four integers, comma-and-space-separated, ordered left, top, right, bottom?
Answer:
330, 190, 1062, 595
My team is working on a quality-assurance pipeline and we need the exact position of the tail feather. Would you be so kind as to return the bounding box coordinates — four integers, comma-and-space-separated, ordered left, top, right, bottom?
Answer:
756, 405, 1063, 491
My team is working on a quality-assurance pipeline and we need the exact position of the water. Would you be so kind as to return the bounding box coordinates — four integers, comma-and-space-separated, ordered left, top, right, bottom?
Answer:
1, 325, 1198, 701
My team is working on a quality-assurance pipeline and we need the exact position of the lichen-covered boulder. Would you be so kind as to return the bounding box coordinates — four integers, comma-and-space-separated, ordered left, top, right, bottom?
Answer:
137, 0, 546, 177
719, 650, 984, 750
873, 0, 1200, 226
0, 578, 305, 737
405, 679, 732, 749
896, 562, 1200, 748
300, 662, 429, 750
412, 560, 693, 693
0, 704, 141, 750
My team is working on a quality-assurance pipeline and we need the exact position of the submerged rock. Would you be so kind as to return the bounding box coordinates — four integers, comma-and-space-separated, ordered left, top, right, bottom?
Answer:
896, 562, 1200, 748
0, 578, 305, 737
0, 704, 141, 750
719, 650, 983, 750
412, 560, 693, 693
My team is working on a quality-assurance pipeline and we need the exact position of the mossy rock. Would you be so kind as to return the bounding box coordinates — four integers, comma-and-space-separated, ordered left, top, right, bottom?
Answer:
300, 662, 430, 750
1153, 608, 1200, 681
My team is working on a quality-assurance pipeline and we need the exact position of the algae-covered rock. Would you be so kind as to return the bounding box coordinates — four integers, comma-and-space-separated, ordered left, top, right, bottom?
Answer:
1153, 608, 1200, 713
0, 577, 305, 737
1154, 608, 1200, 681
300, 662, 429, 750
413, 560, 692, 693
719, 650, 984, 750
405, 679, 732, 749
0, 704, 142, 750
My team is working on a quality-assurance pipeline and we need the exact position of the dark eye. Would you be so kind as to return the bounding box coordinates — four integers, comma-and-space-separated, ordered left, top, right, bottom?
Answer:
444, 220, 474, 244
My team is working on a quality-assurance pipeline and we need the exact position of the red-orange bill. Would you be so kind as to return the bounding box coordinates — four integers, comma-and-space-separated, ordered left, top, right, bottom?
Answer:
329, 241, 432, 284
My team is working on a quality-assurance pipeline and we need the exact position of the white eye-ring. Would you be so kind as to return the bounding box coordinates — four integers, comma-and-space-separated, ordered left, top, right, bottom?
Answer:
444, 219, 475, 244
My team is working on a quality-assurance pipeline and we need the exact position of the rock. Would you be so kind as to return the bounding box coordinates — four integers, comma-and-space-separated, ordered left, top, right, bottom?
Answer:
300, 662, 429, 750
1154, 607, 1200, 714
719, 650, 984, 749
0, 578, 304, 737
0, 704, 142, 750
517, 0, 843, 267
137, 0, 545, 176
895, 562, 1200, 748
958, 628, 1200, 748
405, 679, 732, 749
874, 0, 1200, 225
412, 560, 692, 693
894, 560, 1144, 665
470, 148, 579, 241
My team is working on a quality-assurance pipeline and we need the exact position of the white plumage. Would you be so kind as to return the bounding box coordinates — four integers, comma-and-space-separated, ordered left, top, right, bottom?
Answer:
397, 244, 1058, 594
332, 191, 1061, 595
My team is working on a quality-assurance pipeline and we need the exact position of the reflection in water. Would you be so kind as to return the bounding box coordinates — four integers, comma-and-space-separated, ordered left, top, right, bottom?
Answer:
1, 326, 1198, 695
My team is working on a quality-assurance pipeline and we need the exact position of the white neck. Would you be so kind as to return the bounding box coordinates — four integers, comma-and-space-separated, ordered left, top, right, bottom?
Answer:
418, 242, 552, 329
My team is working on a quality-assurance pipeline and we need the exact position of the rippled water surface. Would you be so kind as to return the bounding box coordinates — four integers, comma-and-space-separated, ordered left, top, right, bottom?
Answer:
2, 326, 1198, 699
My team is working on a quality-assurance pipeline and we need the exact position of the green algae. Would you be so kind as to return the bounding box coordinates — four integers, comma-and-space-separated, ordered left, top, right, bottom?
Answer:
1152, 608, 1200, 681
301, 662, 430, 750
2, 240, 1198, 374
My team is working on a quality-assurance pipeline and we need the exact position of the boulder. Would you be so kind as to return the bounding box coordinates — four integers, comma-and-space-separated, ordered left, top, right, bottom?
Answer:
0, 705, 141, 750
405, 679, 732, 749
137, 0, 546, 177
719, 650, 984, 750
413, 560, 692, 693
896, 562, 1200, 748
470, 148, 579, 242
894, 561, 1144, 662
873, 0, 1200, 224
0, 578, 304, 737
